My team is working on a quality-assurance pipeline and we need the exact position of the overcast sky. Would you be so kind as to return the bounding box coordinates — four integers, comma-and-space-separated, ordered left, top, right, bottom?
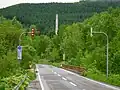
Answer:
0, 0, 79, 8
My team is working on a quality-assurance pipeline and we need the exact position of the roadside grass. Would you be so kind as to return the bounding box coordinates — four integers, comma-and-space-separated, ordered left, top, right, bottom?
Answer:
50, 62, 62, 67
19, 69, 35, 90
0, 74, 26, 90
36, 59, 63, 67
49, 62, 120, 87
0, 68, 35, 90
86, 68, 120, 87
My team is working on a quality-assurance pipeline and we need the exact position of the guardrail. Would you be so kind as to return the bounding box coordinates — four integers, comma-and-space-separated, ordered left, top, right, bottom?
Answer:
61, 64, 86, 76
13, 73, 28, 90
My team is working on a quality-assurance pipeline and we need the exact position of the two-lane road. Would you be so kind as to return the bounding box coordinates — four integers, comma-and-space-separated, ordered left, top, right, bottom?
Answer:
36, 64, 120, 90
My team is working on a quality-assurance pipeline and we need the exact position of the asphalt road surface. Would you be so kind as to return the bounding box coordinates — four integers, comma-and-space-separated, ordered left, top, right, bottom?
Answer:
36, 64, 120, 90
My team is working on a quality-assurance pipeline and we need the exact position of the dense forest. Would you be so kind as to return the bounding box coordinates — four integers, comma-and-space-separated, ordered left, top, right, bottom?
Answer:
0, 1, 120, 34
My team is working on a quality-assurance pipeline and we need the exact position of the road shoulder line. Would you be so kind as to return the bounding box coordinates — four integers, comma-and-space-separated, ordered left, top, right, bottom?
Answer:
61, 68, 120, 90
36, 65, 45, 90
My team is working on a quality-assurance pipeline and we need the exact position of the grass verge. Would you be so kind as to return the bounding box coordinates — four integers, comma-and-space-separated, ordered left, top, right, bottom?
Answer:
86, 68, 120, 87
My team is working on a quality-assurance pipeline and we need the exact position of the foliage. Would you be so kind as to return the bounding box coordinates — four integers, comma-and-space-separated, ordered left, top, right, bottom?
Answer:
86, 68, 120, 86
0, 51, 20, 77
0, 15, 34, 89
0, 16, 22, 77
0, 70, 35, 90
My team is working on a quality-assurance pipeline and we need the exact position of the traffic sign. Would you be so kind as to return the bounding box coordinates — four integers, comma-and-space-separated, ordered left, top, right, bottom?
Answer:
17, 46, 22, 60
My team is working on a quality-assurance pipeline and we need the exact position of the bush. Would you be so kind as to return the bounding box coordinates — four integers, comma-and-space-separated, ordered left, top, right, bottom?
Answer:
0, 51, 20, 77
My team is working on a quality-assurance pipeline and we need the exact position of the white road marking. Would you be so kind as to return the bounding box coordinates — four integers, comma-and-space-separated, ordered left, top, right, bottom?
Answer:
36, 65, 44, 90
83, 89, 86, 90
54, 72, 57, 74
58, 74, 61, 76
69, 82, 77, 86
62, 77, 67, 80
62, 69, 120, 90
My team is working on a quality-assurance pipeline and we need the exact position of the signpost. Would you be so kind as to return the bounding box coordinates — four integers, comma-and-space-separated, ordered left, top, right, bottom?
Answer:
17, 45, 22, 60
17, 29, 38, 62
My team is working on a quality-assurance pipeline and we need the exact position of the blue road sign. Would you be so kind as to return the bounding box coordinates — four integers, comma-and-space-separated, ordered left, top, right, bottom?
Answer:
18, 46, 22, 50
17, 46, 22, 60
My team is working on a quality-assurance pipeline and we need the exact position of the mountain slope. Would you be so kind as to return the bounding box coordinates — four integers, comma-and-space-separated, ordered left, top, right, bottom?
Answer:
0, 1, 120, 33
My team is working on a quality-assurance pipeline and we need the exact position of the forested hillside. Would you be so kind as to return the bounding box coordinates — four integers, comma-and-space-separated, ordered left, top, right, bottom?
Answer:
0, 1, 120, 34
1, 8, 120, 89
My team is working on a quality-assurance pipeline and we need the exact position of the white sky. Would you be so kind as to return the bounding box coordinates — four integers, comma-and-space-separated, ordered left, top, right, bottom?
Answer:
0, 0, 79, 8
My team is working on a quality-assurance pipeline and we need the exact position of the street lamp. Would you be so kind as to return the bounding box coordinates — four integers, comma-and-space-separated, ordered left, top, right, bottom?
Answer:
19, 32, 31, 45
90, 27, 109, 78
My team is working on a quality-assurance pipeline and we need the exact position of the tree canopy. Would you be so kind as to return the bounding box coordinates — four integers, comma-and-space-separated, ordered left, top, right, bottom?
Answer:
0, 1, 120, 34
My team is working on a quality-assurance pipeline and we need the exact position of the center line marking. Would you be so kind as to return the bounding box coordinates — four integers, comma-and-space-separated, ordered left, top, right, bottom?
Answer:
58, 74, 61, 76
69, 82, 77, 86
54, 72, 57, 74
62, 77, 67, 80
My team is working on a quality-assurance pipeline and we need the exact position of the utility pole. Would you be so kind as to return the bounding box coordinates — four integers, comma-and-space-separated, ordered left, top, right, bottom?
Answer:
55, 14, 58, 35
55, 14, 65, 61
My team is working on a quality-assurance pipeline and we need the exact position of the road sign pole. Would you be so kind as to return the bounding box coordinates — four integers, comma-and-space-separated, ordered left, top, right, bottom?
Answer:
90, 27, 93, 37
18, 32, 30, 61
18, 31, 39, 62
17, 45, 22, 60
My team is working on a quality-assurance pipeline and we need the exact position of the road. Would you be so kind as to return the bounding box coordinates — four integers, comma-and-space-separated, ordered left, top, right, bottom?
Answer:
35, 64, 120, 90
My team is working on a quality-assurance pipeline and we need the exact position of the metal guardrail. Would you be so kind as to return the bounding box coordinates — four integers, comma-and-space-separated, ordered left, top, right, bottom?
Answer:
13, 73, 28, 90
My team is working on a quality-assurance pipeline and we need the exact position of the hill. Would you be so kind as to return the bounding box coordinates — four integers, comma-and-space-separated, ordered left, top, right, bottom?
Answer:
0, 1, 120, 34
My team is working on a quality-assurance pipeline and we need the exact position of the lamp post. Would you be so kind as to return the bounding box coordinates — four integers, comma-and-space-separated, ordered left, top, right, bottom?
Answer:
19, 28, 36, 46
90, 27, 109, 78
19, 32, 31, 46
18, 32, 31, 61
